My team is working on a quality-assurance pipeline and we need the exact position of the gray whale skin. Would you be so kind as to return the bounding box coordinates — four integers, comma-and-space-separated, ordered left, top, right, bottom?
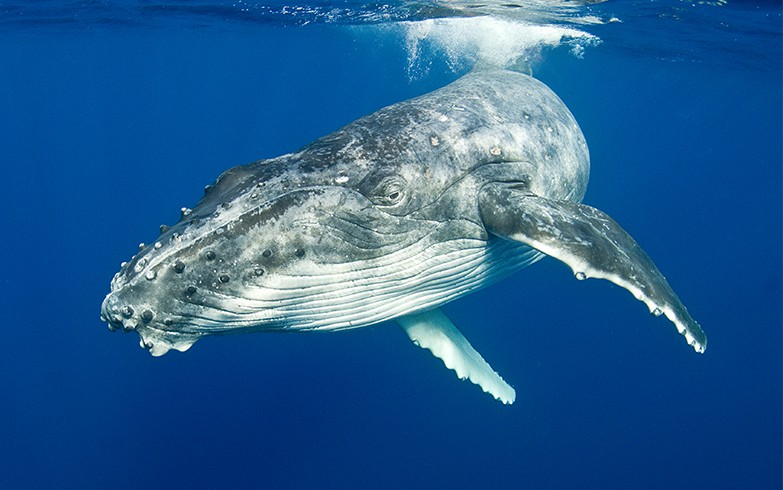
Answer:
101, 70, 706, 404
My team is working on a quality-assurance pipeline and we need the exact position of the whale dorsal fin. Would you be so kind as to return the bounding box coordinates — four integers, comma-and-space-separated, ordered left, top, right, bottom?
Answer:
397, 308, 516, 404
478, 183, 707, 353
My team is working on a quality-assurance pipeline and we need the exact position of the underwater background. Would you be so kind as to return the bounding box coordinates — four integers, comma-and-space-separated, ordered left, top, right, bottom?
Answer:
1, 1, 780, 488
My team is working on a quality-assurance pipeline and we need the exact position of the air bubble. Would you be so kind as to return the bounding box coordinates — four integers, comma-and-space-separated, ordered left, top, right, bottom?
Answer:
294, 248, 305, 258
219, 274, 230, 283
185, 285, 197, 296
154, 242, 162, 250
181, 207, 192, 217
159, 224, 170, 234
205, 250, 216, 261
652, 308, 663, 317
262, 249, 272, 258
141, 310, 154, 323
145, 270, 156, 281
173, 260, 185, 273
575, 272, 586, 281
121, 306, 134, 318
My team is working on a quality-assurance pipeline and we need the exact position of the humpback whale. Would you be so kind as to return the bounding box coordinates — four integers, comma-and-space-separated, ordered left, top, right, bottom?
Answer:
100, 70, 706, 404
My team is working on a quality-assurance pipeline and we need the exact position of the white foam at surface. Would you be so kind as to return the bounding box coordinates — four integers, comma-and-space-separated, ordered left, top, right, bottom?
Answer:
403, 16, 600, 74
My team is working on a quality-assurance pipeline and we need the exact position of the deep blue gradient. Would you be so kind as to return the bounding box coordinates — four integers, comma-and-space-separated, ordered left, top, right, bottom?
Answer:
1, 3, 780, 488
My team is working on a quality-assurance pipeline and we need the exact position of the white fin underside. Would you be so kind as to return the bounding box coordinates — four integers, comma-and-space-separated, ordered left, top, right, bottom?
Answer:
397, 308, 516, 404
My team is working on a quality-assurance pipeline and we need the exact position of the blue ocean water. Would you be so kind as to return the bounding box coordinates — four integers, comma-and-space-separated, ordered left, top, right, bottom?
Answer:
1, 1, 780, 488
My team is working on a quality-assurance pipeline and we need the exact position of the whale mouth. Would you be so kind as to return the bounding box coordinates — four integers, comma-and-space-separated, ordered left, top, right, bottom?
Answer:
100, 290, 204, 355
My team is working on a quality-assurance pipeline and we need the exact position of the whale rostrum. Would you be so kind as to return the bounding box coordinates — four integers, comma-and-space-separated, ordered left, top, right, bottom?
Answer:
101, 70, 706, 404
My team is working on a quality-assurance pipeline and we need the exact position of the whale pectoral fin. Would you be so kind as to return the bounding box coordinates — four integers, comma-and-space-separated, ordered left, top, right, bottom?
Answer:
478, 183, 707, 353
397, 308, 516, 404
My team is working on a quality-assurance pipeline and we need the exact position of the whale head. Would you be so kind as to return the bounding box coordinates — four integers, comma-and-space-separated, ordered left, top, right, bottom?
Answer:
99, 154, 462, 355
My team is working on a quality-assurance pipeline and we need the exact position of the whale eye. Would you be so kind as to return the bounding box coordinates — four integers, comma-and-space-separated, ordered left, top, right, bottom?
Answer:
369, 176, 407, 207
